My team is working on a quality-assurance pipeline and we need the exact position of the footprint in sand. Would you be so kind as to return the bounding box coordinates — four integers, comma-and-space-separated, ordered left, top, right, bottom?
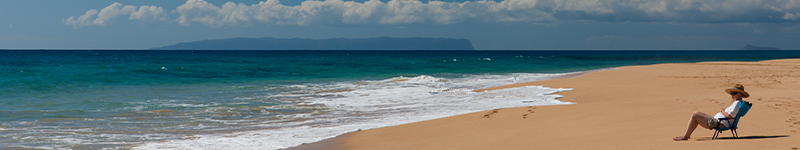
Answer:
759, 97, 800, 132
676, 99, 694, 105
704, 98, 726, 106
483, 109, 500, 118
523, 106, 536, 119
787, 117, 800, 126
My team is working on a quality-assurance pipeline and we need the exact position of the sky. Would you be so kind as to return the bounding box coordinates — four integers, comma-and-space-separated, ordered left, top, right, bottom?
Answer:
1, 0, 799, 50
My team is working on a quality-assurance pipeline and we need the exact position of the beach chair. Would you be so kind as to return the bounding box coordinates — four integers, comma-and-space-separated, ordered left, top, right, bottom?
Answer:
712, 101, 753, 140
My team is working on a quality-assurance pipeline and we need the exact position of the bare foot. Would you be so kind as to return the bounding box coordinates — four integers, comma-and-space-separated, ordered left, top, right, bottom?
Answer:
673, 136, 689, 141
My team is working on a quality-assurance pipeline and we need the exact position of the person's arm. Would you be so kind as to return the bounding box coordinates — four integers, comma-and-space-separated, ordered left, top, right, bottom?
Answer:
720, 109, 734, 118
720, 101, 740, 118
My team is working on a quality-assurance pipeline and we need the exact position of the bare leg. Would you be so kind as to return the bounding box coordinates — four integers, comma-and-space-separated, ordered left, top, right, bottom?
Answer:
674, 111, 712, 141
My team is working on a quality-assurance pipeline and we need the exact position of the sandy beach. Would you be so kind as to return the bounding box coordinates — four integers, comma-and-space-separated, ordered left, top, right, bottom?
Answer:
291, 58, 800, 150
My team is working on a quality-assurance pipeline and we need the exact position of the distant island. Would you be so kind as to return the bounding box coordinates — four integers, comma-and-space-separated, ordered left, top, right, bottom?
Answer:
739, 44, 780, 50
150, 37, 474, 50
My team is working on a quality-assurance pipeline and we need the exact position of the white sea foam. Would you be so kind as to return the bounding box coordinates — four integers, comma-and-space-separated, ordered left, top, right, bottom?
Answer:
134, 73, 578, 150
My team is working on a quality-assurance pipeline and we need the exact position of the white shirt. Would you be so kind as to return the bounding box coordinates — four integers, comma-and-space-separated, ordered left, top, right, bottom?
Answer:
714, 100, 742, 127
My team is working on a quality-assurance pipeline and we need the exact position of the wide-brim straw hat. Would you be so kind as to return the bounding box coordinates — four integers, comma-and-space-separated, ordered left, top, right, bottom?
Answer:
724, 84, 750, 98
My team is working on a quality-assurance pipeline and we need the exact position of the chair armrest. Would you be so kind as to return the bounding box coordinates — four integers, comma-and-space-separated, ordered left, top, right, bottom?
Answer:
717, 117, 736, 121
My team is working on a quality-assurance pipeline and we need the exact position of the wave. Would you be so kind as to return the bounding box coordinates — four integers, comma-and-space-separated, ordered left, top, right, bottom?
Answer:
134, 73, 576, 149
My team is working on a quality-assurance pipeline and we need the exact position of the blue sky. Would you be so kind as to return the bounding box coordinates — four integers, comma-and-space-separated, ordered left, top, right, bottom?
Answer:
1, 0, 799, 50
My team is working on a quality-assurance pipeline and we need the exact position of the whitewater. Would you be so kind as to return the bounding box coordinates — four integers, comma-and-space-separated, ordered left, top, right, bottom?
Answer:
133, 73, 577, 149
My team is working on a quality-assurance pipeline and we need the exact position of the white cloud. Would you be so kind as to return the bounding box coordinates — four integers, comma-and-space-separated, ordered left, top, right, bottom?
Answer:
131, 6, 167, 21
63, 9, 99, 29
784, 12, 800, 21
67, 0, 800, 28
171, 0, 555, 27
93, 2, 138, 26
171, 0, 800, 27
63, 3, 166, 28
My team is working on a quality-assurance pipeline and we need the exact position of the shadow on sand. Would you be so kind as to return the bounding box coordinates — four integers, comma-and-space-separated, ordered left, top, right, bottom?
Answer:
694, 135, 790, 141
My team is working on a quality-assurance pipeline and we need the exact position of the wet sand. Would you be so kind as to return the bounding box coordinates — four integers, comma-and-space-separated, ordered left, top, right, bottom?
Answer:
290, 59, 800, 149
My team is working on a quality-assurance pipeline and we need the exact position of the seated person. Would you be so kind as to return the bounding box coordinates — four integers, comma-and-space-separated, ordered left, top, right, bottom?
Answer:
673, 84, 749, 141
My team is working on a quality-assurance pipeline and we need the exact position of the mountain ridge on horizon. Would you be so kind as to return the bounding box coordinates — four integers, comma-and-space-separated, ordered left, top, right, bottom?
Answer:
739, 44, 781, 50
150, 37, 475, 50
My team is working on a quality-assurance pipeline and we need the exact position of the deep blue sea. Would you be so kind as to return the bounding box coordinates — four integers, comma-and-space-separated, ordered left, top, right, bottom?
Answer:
2, 50, 799, 149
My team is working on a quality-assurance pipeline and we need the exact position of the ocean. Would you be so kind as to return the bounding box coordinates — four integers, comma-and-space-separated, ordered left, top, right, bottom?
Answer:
2, 50, 799, 149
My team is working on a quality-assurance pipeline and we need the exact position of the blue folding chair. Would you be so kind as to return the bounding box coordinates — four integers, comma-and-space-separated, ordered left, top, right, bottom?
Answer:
712, 101, 752, 140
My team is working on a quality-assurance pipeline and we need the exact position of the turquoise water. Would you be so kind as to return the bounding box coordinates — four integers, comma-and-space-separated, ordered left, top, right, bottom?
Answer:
2, 50, 800, 149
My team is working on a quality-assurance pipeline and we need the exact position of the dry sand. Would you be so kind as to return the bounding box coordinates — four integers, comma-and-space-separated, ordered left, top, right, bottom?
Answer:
290, 59, 800, 150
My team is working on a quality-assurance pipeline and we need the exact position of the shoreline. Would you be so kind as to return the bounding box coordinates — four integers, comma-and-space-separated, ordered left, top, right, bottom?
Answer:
289, 58, 800, 149
281, 68, 610, 150
281, 67, 623, 150
281, 69, 605, 150
282, 132, 352, 150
